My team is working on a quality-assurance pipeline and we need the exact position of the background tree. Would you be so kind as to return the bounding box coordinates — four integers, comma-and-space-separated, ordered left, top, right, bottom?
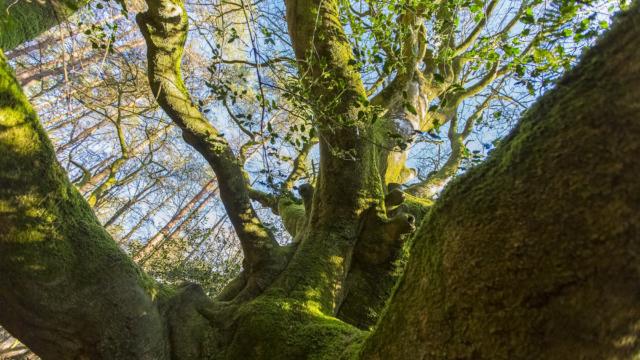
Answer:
0, 0, 638, 358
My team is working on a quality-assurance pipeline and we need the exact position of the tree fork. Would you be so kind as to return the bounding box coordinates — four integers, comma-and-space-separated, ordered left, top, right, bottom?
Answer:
0, 2, 638, 360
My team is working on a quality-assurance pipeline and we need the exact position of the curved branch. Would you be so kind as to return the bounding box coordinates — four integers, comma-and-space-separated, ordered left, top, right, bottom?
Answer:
460, 60, 500, 100
136, 0, 282, 271
407, 97, 491, 198
454, 0, 499, 57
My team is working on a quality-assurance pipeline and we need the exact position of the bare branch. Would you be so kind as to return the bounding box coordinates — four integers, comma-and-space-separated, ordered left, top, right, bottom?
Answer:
281, 139, 316, 192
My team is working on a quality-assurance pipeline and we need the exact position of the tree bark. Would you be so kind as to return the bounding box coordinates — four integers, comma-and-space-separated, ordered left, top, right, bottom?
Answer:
0, 51, 167, 359
0, 0, 88, 51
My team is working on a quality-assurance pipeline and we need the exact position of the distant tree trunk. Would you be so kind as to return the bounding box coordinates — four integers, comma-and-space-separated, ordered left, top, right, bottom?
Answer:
55, 119, 109, 154
103, 179, 159, 228
117, 195, 169, 244
16, 38, 145, 88
133, 179, 217, 262
137, 188, 218, 264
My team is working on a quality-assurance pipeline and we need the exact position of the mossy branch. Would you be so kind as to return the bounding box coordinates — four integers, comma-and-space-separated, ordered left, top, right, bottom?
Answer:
0, 0, 89, 51
0, 51, 166, 359
136, 0, 282, 273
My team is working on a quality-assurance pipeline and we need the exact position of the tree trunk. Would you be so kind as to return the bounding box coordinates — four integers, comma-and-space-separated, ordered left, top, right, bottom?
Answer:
0, 51, 167, 359
0, 3, 638, 360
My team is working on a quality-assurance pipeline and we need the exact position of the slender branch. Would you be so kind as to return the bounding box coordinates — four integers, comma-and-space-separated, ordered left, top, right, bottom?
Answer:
216, 56, 293, 67
460, 60, 500, 100
493, 1, 530, 41
103, 179, 160, 228
69, 155, 91, 187
454, 0, 499, 57
281, 139, 316, 192
222, 97, 255, 139
407, 96, 492, 198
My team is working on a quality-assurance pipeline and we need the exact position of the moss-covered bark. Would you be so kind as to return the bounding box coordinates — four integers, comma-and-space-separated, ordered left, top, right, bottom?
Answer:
136, 0, 286, 301
0, 0, 88, 51
0, 51, 167, 358
363, 5, 640, 359
277, 0, 420, 326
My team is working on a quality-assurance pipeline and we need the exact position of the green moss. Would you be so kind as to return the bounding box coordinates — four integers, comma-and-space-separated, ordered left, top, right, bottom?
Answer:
224, 295, 365, 360
0, 0, 88, 51
400, 192, 432, 223
278, 197, 307, 241
0, 51, 167, 358
362, 6, 640, 359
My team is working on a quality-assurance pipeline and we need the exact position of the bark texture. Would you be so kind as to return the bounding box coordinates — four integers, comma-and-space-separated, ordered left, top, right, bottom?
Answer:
0, 52, 167, 359
0, 0, 88, 51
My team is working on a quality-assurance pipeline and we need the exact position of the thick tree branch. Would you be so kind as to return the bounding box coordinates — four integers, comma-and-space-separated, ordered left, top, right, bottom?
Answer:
136, 0, 282, 272
0, 51, 166, 359
0, 0, 89, 51
247, 187, 279, 213
283, 0, 383, 221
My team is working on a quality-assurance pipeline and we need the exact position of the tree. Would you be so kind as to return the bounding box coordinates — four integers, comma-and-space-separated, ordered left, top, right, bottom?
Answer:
0, 0, 89, 50
0, 0, 638, 358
